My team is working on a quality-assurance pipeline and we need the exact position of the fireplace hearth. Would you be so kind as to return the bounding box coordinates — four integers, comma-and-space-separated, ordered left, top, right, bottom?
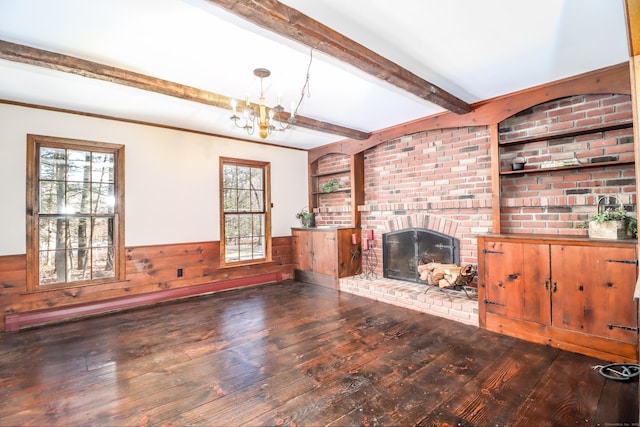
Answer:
382, 228, 459, 284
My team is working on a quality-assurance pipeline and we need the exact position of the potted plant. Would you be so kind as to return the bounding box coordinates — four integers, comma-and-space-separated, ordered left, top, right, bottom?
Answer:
586, 205, 637, 239
320, 178, 340, 193
296, 207, 315, 228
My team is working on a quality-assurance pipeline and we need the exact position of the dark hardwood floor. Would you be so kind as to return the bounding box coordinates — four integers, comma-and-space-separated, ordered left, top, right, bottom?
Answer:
0, 280, 637, 426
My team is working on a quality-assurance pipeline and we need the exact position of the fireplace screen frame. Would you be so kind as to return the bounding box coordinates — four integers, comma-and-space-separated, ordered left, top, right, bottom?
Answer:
382, 228, 460, 283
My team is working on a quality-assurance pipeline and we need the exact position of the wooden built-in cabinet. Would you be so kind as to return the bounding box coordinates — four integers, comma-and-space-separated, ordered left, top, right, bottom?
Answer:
292, 227, 361, 289
478, 234, 638, 363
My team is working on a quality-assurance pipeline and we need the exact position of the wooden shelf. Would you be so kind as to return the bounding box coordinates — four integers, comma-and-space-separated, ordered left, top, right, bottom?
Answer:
500, 160, 634, 176
311, 168, 351, 178
499, 120, 633, 147
312, 188, 352, 195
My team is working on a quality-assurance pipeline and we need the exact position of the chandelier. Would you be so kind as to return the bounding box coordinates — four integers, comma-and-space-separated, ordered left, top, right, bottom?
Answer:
230, 51, 312, 139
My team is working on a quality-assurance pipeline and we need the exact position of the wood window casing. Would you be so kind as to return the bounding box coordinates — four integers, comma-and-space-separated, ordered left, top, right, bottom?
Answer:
219, 157, 272, 267
26, 134, 125, 291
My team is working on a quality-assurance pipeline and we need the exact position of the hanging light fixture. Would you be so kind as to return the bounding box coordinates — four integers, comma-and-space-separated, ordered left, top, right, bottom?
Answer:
230, 50, 313, 139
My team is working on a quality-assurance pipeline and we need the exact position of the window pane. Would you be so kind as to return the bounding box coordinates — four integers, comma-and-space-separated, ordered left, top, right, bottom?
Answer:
224, 189, 237, 212
237, 189, 251, 211
92, 247, 115, 280
237, 167, 251, 189
39, 181, 65, 214
92, 152, 114, 183
39, 147, 66, 180
92, 218, 113, 247
223, 164, 237, 189
238, 214, 252, 238
67, 150, 91, 182
239, 240, 253, 260
92, 183, 115, 214
250, 168, 263, 190
67, 182, 92, 214
253, 235, 265, 259
238, 215, 253, 260
39, 250, 67, 285
67, 217, 91, 250
66, 249, 88, 282
250, 189, 264, 212
252, 214, 264, 237
39, 217, 66, 251
225, 237, 239, 262
225, 215, 239, 238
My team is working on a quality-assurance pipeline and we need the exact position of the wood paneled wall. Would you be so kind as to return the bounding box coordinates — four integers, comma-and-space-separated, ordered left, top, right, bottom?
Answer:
0, 236, 293, 331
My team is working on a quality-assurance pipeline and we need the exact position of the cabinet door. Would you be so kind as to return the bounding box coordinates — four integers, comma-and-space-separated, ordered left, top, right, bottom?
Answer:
292, 230, 313, 272
551, 245, 638, 343
311, 231, 337, 276
483, 241, 550, 323
336, 229, 360, 278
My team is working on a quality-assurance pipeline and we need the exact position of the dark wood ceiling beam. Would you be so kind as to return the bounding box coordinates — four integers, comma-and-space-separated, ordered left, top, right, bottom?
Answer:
0, 39, 369, 140
206, 0, 472, 114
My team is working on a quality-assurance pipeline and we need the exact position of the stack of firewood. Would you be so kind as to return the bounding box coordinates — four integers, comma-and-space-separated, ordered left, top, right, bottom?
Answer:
418, 262, 476, 288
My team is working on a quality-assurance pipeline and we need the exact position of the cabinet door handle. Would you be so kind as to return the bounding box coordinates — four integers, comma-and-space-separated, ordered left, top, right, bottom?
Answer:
545, 280, 549, 290
552, 282, 557, 292
606, 259, 639, 265
608, 324, 640, 332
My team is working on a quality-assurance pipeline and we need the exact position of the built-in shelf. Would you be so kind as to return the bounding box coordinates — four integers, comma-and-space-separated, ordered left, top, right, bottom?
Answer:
500, 160, 634, 176
499, 120, 633, 147
311, 168, 351, 178
309, 152, 364, 228
312, 188, 352, 195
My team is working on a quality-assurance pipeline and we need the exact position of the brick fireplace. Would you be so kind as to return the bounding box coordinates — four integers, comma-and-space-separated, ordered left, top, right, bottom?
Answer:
339, 212, 482, 327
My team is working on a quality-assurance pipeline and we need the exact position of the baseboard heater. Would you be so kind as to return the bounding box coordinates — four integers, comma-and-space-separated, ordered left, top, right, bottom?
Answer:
5, 273, 282, 332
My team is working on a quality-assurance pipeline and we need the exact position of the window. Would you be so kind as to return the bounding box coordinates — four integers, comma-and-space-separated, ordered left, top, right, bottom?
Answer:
220, 157, 271, 266
26, 135, 125, 290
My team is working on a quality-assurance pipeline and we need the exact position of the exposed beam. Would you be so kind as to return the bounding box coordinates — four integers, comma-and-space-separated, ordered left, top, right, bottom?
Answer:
206, 0, 472, 115
0, 39, 369, 140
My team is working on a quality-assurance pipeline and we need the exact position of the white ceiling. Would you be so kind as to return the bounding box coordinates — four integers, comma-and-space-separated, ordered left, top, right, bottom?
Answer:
0, 0, 630, 150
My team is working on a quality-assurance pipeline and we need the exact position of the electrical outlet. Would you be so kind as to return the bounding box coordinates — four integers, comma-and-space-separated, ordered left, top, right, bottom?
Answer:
177, 268, 183, 277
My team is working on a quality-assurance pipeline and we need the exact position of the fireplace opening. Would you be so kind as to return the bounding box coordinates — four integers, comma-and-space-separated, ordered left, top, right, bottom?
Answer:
382, 228, 459, 284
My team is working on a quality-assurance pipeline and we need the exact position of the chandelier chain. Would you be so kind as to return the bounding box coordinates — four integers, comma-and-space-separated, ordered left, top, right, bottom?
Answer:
291, 48, 313, 119
229, 49, 314, 139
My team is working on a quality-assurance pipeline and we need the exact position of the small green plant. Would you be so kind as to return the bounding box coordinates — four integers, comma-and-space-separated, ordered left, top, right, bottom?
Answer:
585, 206, 637, 238
295, 207, 315, 228
320, 178, 340, 193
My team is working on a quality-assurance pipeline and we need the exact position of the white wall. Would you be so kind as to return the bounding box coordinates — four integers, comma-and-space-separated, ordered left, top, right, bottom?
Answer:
0, 103, 309, 256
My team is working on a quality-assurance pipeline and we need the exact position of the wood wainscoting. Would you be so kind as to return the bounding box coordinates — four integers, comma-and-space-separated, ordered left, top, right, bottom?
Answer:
0, 236, 293, 331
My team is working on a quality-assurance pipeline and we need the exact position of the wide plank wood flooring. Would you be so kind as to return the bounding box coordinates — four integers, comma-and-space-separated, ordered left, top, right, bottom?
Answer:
0, 280, 637, 426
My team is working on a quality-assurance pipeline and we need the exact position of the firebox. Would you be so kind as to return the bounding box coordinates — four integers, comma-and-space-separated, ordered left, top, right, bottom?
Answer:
383, 228, 459, 283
